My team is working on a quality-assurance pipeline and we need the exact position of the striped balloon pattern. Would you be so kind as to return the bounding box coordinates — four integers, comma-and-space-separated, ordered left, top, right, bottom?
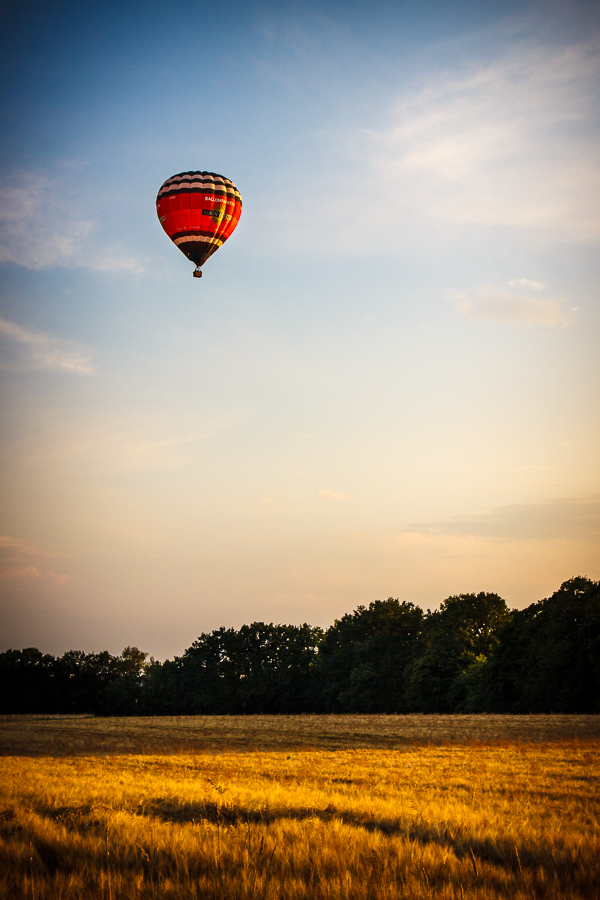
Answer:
156, 171, 242, 271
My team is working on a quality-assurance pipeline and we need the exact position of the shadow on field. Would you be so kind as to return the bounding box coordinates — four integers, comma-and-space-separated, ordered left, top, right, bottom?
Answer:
34, 805, 102, 833
136, 798, 568, 877
16, 799, 590, 895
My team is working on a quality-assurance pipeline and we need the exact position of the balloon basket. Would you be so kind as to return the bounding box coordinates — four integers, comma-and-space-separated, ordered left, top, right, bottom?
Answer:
193, 268, 203, 278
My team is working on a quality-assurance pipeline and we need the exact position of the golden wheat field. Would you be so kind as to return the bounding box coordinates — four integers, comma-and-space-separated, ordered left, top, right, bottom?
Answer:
1, 715, 599, 899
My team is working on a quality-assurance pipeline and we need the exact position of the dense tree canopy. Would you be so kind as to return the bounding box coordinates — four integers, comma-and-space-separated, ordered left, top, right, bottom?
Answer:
405, 592, 511, 713
142, 622, 323, 715
0, 646, 148, 715
483, 576, 600, 713
1, 577, 598, 715
316, 599, 424, 712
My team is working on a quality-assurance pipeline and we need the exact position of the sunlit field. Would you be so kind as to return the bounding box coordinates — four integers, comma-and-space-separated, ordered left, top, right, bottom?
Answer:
1, 715, 599, 899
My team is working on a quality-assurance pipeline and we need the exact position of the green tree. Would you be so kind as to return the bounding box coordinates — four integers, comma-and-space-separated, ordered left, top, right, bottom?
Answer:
235, 622, 323, 713
316, 599, 424, 712
0, 648, 56, 713
159, 622, 323, 714
139, 658, 185, 714
485, 577, 600, 712
406, 592, 511, 712
98, 647, 149, 715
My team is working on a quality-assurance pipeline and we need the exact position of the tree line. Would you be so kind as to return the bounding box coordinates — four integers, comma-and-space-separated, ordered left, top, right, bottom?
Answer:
1, 576, 598, 716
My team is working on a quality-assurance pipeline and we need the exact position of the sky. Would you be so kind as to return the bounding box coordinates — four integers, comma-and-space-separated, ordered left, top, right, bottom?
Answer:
0, 0, 599, 659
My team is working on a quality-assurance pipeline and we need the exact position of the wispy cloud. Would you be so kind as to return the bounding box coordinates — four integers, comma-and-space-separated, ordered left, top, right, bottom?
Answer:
17, 414, 236, 473
0, 317, 93, 373
449, 282, 574, 328
410, 497, 600, 542
370, 37, 600, 241
255, 29, 600, 256
0, 536, 70, 583
318, 488, 346, 500
0, 171, 144, 273
0, 317, 94, 373
0, 173, 93, 269
508, 278, 546, 290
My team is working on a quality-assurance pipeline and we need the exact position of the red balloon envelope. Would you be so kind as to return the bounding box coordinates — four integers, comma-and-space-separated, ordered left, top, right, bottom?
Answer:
156, 171, 242, 277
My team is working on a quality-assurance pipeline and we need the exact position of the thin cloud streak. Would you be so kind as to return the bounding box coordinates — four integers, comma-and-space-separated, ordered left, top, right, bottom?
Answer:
410, 497, 600, 542
318, 488, 347, 500
0, 317, 94, 373
0, 536, 70, 583
0, 172, 145, 273
13, 414, 239, 473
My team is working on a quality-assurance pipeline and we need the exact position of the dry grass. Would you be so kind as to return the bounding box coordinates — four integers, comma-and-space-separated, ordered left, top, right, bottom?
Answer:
1, 713, 599, 756
0, 716, 598, 898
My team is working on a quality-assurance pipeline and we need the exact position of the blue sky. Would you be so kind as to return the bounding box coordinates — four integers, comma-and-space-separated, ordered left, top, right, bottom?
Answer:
1, 0, 599, 657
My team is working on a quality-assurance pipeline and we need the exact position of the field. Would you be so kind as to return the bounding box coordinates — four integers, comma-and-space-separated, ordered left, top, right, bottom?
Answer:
1, 715, 599, 899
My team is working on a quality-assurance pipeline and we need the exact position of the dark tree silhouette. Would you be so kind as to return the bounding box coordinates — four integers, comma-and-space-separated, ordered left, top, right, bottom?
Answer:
142, 622, 323, 714
484, 577, 600, 713
316, 599, 424, 712
406, 592, 511, 712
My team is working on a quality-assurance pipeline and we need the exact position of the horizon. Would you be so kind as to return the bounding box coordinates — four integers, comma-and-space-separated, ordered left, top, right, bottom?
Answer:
2, 575, 595, 663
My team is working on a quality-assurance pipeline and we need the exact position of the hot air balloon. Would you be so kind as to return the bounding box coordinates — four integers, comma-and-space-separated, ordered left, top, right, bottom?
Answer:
156, 171, 242, 277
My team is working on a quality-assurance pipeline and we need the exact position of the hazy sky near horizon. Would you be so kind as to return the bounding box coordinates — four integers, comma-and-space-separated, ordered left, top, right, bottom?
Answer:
1, 0, 599, 659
